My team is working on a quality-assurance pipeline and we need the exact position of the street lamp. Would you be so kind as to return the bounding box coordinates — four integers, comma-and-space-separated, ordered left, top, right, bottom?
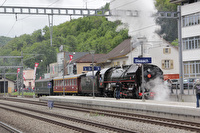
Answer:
137, 36, 146, 102
90, 50, 95, 99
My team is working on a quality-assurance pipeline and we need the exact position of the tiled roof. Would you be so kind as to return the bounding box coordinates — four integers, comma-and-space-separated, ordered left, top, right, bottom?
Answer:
170, 0, 187, 3
73, 54, 106, 63
65, 52, 89, 61
97, 38, 132, 63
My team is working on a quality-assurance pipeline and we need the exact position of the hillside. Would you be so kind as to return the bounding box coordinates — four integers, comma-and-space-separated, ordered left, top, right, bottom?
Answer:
0, 36, 12, 47
0, 16, 129, 80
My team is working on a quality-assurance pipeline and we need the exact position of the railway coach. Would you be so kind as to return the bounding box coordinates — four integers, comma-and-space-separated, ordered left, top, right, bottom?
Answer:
35, 78, 54, 97
53, 74, 84, 95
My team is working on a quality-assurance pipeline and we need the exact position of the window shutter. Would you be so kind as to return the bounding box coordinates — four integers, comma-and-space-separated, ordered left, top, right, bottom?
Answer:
163, 48, 166, 54
170, 60, 174, 69
162, 60, 165, 69
169, 48, 171, 54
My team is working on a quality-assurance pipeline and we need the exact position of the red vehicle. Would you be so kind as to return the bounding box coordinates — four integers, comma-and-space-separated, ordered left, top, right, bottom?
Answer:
53, 74, 84, 95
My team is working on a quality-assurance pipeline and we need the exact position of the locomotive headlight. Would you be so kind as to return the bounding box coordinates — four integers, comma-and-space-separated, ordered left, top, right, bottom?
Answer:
147, 74, 151, 78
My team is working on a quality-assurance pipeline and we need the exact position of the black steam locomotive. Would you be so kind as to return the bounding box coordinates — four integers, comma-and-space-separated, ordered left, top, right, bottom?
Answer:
35, 64, 163, 99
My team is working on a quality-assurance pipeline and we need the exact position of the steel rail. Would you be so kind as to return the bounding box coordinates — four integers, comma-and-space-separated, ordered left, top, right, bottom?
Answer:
2, 98, 200, 132
0, 102, 136, 133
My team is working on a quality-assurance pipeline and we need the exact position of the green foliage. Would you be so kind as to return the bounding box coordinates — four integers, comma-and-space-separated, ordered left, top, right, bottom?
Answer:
171, 39, 178, 46
154, 0, 177, 11
10, 92, 35, 96
0, 15, 129, 80
0, 36, 12, 47
154, 0, 178, 43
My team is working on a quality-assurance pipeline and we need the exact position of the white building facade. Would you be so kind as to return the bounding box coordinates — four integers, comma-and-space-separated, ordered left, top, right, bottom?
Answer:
180, 1, 200, 78
128, 38, 179, 79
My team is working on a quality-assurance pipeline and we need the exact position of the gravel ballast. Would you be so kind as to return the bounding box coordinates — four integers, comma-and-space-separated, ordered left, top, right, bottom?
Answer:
0, 99, 196, 133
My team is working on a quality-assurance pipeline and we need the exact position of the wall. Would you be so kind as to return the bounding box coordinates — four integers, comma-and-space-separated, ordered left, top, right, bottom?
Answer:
181, 2, 200, 16
181, 2, 200, 62
77, 63, 92, 74
23, 69, 35, 89
183, 49, 200, 61
0, 78, 14, 93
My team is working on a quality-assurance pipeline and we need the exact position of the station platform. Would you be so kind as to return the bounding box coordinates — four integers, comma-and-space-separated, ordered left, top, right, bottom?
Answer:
39, 95, 200, 118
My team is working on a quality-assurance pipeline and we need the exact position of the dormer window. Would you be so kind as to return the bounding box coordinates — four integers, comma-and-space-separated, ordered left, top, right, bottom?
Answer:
163, 48, 171, 54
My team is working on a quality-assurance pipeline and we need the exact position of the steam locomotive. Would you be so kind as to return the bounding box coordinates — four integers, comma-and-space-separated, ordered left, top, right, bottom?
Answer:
35, 64, 163, 99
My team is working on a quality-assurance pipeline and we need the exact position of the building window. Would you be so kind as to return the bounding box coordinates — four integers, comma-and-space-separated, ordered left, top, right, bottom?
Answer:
163, 48, 171, 54
162, 60, 173, 69
183, 36, 200, 50
182, 13, 200, 27
184, 61, 200, 77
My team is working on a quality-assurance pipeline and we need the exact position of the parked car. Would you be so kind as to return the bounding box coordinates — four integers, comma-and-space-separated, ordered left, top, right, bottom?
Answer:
183, 78, 196, 89
171, 79, 179, 89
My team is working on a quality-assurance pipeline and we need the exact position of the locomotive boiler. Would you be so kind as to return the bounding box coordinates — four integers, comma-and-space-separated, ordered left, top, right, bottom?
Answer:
82, 64, 163, 99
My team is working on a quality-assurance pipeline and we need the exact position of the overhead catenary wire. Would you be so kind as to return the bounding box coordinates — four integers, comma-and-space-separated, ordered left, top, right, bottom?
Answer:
0, 0, 7, 7
112, 0, 138, 9
5, 0, 61, 36
6, 21, 17, 36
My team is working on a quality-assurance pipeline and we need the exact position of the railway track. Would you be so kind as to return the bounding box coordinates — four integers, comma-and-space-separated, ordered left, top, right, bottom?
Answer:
1, 97, 200, 132
0, 101, 135, 133
0, 121, 22, 133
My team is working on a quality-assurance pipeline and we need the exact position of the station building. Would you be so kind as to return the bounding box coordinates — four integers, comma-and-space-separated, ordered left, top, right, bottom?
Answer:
0, 78, 15, 93
96, 37, 179, 80
170, 0, 200, 78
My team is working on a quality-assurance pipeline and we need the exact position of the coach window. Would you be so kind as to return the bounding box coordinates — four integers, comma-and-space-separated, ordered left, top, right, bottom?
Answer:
59, 80, 61, 86
75, 79, 77, 85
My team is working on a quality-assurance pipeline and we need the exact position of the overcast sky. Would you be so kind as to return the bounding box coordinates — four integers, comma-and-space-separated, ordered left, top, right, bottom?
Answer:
0, 0, 110, 37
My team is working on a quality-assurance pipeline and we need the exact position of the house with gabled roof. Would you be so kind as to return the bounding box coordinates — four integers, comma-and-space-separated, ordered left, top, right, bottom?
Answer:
96, 37, 179, 80
70, 53, 106, 75
97, 38, 132, 68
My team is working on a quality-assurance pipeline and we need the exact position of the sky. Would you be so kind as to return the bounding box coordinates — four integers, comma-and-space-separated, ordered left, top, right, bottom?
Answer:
0, 0, 110, 37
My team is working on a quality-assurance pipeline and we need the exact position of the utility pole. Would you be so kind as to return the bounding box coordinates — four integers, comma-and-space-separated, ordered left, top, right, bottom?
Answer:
63, 59, 65, 96
21, 51, 24, 97
3, 58, 5, 96
138, 37, 146, 102
177, 5, 184, 96
48, 15, 53, 47
90, 50, 95, 99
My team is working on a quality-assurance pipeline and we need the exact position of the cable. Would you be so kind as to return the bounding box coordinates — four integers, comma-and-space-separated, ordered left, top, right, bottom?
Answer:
0, 0, 7, 6
6, 21, 17, 36
129, 24, 157, 33
112, 0, 139, 9
47, 0, 60, 7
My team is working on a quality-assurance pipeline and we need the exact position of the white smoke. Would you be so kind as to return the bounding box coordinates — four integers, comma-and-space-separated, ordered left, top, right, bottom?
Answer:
146, 78, 170, 101
109, 0, 161, 44
109, 0, 170, 101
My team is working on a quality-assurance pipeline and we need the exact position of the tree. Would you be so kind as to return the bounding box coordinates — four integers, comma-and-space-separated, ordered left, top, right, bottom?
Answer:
154, 0, 178, 43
